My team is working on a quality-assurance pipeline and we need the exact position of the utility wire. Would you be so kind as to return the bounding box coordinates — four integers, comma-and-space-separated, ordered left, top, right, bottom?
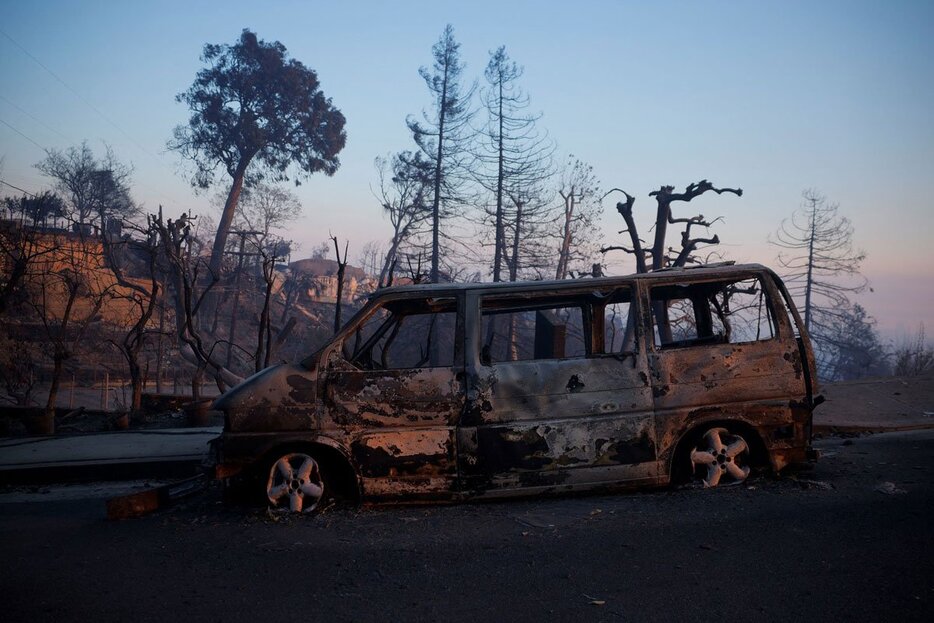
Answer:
0, 93, 73, 143
0, 27, 184, 207
0, 27, 153, 159
0, 178, 39, 198
0, 117, 46, 151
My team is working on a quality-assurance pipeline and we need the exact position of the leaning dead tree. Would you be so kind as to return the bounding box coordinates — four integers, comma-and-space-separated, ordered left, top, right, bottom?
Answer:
601, 180, 742, 272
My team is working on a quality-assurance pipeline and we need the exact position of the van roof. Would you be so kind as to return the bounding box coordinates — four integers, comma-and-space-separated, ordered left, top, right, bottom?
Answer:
372, 262, 773, 298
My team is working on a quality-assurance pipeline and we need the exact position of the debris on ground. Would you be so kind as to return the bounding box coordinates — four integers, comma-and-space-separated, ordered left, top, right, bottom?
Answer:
874, 481, 907, 495
796, 479, 835, 490
106, 475, 208, 519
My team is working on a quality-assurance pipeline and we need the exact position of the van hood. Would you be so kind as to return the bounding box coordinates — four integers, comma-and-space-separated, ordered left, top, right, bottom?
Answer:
212, 362, 319, 433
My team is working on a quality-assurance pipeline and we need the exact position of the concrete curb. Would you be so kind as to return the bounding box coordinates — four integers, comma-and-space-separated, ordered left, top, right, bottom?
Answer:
813, 422, 934, 436
0, 428, 219, 485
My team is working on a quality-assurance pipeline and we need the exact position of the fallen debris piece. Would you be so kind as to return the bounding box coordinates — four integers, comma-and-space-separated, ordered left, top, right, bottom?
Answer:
106, 475, 207, 519
874, 481, 906, 495
583, 593, 606, 606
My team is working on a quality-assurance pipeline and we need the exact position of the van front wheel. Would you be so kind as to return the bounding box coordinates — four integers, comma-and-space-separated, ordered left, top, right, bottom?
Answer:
266, 452, 325, 513
689, 427, 750, 487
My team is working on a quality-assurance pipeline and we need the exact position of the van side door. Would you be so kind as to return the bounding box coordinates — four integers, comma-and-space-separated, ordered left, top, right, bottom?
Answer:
457, 287, 657, 494
321, 295, 465, 501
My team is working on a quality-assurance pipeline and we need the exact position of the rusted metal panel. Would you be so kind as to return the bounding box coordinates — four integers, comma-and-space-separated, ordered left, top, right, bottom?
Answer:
213, 364, 319, 433
649, 340, 806, 409
213, 263, 819, 507
322, 366, 462, 429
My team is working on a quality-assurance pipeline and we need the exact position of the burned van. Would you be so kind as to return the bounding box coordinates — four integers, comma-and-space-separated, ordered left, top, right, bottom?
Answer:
213, 263, 820, 512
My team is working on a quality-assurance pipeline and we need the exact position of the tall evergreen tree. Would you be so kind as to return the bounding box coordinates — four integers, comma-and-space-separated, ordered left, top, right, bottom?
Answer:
475, 46, 554, 282
770, 189, 873, 379
407, 25, 474, 283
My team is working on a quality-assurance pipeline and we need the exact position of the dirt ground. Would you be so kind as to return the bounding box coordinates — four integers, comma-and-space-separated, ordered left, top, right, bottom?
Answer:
815, 373, 934, 431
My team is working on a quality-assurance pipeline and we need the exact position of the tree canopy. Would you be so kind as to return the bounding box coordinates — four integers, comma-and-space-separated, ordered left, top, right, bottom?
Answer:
170, 29, 347, 276
35, 142, 135, 227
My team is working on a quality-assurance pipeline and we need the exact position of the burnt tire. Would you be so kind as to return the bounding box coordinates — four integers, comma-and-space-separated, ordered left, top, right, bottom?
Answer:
686, 426, 752, 488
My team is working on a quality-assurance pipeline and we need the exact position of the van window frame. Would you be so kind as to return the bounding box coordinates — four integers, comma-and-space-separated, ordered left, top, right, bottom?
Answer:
644, 272, 786, 353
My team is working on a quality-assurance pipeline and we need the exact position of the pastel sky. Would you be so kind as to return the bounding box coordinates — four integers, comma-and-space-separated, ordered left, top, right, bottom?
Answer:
1, 1, 932, 338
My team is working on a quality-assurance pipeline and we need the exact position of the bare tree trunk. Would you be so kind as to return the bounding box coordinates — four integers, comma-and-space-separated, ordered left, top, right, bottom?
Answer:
227, 234, 247, 369
255, 273, 275, 373
430, 67, 449, 284
509, 200, 523, 282
155, 271, 166, 394
209, 160, 249, 278
45, 354, 64, 420
555, 191, 575, 279
804, 204, 816, 332
331, 236, 349, 334
129, 359, 143, 412
492, 81, 505, 283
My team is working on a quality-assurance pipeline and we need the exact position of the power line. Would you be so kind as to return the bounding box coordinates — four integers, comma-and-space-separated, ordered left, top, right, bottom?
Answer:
0, 117, 46, 151
0, 178, 39, 198
0, 27, 154, 159
0, 93, 73, 143
0, 27, 184, 207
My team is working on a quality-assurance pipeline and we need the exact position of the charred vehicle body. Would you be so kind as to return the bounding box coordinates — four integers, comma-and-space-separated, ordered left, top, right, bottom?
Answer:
213, 263, 821, 512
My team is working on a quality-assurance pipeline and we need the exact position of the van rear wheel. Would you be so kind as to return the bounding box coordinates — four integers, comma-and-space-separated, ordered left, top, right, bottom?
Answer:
689, 427, 751, 487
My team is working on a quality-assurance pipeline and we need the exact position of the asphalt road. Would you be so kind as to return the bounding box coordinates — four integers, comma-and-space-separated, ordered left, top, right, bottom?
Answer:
1, 430, 932, 623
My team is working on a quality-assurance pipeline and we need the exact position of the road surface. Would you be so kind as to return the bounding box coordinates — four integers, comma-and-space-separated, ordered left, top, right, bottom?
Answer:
1, 431, 931, 622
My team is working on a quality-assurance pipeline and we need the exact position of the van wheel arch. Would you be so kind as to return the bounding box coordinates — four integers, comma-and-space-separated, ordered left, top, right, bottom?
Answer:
229, 440, 361, 508
670, 419, 769, 485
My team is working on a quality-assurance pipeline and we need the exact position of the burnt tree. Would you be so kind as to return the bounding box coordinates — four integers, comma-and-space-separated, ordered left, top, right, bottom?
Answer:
601, 180, 742, 342
99, 217, 161, 413
150, 209, 242, 396
330, 234, 349, 334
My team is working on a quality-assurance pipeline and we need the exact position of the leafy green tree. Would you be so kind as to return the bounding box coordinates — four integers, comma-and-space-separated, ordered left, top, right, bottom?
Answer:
170, 29, 346, 277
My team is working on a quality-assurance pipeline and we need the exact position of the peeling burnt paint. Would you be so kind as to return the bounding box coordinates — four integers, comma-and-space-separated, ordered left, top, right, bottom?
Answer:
214, 263, 819, 505
286, 375, 316, 404
566, 375, 585, 393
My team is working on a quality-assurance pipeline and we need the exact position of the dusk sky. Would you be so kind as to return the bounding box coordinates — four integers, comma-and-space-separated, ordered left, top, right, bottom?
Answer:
1, 0, 932, 338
